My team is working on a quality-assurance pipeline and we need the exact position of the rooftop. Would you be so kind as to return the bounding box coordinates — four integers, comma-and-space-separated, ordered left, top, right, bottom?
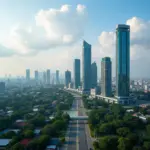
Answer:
20, 139, 31, 146
46, 145, 56, 150
116, 24, 130, 29
0, 139, 11, 146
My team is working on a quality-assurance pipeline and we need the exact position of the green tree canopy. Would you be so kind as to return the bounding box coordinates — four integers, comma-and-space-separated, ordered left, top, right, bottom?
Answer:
116, 127, 130, 137
118, 137, 133, 150
98, 136, 118, 150
143, 141, 150, 150
12, 143, 24, 150
24, 130, 34, 138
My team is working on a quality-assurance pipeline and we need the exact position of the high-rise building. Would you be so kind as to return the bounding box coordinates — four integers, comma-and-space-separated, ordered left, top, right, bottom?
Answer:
56, 70, 59, 84
101, 57, 112, 97
116, 24, 130, 104
74, 59, 80, 89
43, 72, 47, 84
46, 69, 50, 84
0, 82, 5, 93
34, 70, 39, 81
82, 40, 91, 94
65, 70, 71, 88
26, 69, 30, 81
91, 62, 97, 88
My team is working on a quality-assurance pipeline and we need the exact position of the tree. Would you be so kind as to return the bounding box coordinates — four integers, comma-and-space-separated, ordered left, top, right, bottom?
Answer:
93, 141, 99, 150
127, 133, 138, 146
24, 130, 34, 138
146, 125, 150, 135
88, 109, 107, 125
8, 136, 21, 148
12, 143, 24, 150
111, 104, 125, 116
143, 141, 150, 150
117, 127, 130, 137
38, 135, 50, 150
60, 137, 65, 144
0, 117, 11, 129
99, 123, 114, 135
105, 114, 114, 122
53, 120, 66, 131
99, 136, 118, 150
42, 124, 56, 136
24, 124, 35, 130
1, 131, 16, 138
29, 115, 45, 127
62, 113, 70, 122
112, 119, 125, 129
118, 137, 133, 150
27, 139, 38, 150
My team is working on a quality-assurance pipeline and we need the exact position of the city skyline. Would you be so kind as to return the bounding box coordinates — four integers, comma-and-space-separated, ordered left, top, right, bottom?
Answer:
0, 0, 150, 78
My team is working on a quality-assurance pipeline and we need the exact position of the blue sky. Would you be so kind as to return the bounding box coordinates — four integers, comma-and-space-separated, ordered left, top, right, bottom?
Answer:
0, 0, 150, 77
0, 0, 149, 42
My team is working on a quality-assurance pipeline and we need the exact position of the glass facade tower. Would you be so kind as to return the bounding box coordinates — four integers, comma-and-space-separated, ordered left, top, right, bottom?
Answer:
56, 70, 59, 84
82, 40, 91, 94
101, 57, 112, 97
35, 70, 39, 81
65, 70, 71, 88
91, 62, 97, 88
26, 69, 30, 81
46, 69, 50, 84
74, 59, 80, 89
116, 24, 130, 103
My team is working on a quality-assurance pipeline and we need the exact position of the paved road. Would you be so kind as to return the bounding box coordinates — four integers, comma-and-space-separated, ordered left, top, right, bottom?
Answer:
64, 94, 93, 150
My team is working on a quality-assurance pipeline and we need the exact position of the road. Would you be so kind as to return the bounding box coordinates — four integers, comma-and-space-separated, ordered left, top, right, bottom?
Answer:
64, 94, 93, 150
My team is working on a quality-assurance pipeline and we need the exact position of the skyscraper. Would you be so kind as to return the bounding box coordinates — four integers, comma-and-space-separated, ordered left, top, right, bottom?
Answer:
46, 69, 50, 84
56, 70, 59, 84
26, 69, 30, 81
34, 70, 39, 81
65, 70, 71, 88
82, 40, 91, 94
116, 24, 130, 104
101, 57, 112, 97
43, 71, 47, 84
0, 82, 5, 93
91, 62, 97, 88
74, 59, 80, 89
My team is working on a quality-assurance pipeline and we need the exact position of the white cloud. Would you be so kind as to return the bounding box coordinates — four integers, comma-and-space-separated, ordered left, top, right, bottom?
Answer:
97, 17, 150, 77
97, 17, 150, 60
0, 4, 87, 57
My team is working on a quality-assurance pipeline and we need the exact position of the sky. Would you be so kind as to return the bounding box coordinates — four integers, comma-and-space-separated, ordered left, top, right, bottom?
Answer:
0, 0, 150, 78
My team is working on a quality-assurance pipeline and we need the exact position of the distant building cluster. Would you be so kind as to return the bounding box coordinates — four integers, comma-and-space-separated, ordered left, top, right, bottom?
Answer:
24, 69, 61, 86
0, 82, 5, 93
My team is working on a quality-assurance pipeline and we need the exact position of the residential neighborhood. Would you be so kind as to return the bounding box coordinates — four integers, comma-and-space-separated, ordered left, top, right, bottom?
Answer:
0, 87, 73, 149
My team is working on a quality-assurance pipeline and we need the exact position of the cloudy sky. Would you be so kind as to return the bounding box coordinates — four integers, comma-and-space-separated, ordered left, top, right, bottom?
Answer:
0, 0, 150, 78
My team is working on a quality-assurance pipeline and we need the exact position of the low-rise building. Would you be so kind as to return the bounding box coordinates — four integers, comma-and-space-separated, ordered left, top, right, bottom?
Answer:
0, 139, 11, 150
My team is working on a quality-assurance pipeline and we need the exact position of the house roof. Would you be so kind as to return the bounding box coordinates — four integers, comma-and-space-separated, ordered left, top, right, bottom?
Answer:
0, 139, 11, 146
34, 129, 41, 134
50, 138, 60, 145
46, 145, 56, 149
20, 139, 31, 146
16, 122, 27, 127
